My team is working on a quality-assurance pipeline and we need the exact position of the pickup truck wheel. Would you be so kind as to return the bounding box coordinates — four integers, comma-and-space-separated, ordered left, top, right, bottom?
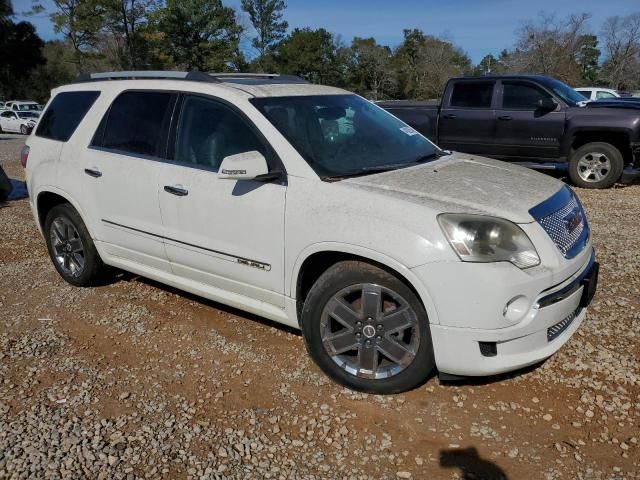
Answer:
301, 261, 435, 394
568, 142, 624, 189
44, 203, 106, 287
20, 125, 28, 135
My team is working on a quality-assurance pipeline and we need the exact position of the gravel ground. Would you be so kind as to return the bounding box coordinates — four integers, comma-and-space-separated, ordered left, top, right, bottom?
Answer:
1, 135, 639, 479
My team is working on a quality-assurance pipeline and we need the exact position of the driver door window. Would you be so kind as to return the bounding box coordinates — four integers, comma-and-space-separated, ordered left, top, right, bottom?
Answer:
174, 96, 266, 170
502, 83, 551, 110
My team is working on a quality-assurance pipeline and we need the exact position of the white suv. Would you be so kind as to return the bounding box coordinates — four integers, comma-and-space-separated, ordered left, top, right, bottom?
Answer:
24, 71, 598, 393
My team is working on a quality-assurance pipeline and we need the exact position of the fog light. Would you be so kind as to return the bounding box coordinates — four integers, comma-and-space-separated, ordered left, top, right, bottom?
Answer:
503, 296, 530, 323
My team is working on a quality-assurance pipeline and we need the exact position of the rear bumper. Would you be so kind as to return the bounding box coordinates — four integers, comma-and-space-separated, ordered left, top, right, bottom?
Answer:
429, 252, 597, 377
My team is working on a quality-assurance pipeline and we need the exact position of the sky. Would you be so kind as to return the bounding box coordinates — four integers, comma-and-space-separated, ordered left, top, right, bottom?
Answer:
11, 0, 640, 64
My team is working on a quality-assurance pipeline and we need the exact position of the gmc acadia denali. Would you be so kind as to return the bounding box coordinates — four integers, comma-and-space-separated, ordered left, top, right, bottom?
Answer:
24, 71, 598, 393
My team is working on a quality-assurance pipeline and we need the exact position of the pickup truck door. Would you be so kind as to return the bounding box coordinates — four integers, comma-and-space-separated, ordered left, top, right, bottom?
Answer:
493, 81, 566, 159
438, 80, 497, 155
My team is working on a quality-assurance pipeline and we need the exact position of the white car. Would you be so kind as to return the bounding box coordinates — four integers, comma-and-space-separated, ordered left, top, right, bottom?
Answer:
23, 71, 598, 393
574, 87, 620, 101
0, 110, 39, 134
6, 100, 41, 112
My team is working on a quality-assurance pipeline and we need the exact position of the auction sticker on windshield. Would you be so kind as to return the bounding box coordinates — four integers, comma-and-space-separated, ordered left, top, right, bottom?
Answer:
400, 126, 419, 136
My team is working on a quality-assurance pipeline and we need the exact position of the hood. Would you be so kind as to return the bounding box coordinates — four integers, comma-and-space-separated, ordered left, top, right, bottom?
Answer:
343, 153, 564, 223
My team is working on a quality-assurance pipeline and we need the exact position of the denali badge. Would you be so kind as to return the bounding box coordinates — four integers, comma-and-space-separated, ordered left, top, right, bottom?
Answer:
222, 169, 246, 175
563, 208, 583, 233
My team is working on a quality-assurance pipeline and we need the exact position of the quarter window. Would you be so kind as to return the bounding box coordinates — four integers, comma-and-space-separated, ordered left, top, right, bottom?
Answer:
450, 82, 494, 108
36, 91, 100, 142
174, 95, 266, 171
96, 91, 174, 157
502, 82, 551, 110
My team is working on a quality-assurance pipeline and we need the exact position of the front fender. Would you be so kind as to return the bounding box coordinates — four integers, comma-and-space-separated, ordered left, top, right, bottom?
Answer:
290, 242, 442, 325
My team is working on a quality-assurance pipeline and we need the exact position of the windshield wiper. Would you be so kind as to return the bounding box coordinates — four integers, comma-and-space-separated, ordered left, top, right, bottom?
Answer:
323, 150, 450, 180
361, 150, 449, 173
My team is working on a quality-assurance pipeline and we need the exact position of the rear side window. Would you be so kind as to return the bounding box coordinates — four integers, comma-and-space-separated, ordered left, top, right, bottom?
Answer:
36, 91, 100, 141
450, 82, 494, 109
94, 91, 174, 158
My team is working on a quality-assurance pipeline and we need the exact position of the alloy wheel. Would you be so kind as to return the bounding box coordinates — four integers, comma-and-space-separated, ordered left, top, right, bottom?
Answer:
50, 217, 85, 277
577, 152, 611, 183
320, 283, 420, 379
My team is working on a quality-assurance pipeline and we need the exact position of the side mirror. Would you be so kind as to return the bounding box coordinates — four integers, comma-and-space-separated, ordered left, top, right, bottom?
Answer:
538, 98, 558, 111
218, 150, 269, 181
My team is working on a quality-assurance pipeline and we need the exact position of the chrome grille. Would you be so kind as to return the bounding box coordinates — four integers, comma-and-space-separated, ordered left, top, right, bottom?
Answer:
547, 308, 580, 342
536, 194, 588, 258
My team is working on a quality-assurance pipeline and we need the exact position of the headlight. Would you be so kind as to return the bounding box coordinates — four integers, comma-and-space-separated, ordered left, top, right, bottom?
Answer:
438, 213, 540, 269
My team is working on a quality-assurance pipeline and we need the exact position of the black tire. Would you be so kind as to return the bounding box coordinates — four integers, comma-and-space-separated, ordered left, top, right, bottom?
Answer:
20, 125, 27, 135
301, 261, 435, 394
568, 142, 624, 189
44, 203, 106, 287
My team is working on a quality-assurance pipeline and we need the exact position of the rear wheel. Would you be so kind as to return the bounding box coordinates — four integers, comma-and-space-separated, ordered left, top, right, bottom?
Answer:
44, 203, 106, 286
301, 261, 435, 393
568, 142, 624, 189
20, 125, 27, 135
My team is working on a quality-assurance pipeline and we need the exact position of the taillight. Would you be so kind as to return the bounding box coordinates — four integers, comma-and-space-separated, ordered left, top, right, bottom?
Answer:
20, 145, 29, 168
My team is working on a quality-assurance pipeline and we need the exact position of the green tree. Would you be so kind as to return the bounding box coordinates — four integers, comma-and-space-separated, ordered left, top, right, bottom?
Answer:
393, 29, 471, 99
347, 37, 394, 99
576, 34, 600, 84
241, 0, 287, 72
155, 0, 243, 71
274, 28, 346, 85
25, 41, 78, 102
472, 54, 505, 76
0, 0, 45, 98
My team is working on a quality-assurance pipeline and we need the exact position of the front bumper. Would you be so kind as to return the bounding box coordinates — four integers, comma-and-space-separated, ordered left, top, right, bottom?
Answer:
425, 250, 598, 377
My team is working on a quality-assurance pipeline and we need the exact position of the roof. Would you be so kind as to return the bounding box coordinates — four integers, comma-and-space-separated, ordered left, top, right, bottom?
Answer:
72, 71, 350, 98
450, 74, 555, 82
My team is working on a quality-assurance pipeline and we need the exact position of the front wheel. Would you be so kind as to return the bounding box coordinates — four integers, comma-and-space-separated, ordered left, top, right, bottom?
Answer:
44, 203, 106, 286
301, 261, 435, 394
568, 142, 624, 189
20, 125, 28, 135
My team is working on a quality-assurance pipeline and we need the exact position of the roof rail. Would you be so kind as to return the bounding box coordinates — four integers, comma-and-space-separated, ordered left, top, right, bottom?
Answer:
73, 70, 307, 85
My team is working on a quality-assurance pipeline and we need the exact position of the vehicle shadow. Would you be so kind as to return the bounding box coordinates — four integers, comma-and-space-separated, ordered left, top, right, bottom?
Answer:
437, 360, 546, 387
115, 271, 302, 336
440, 447, 508, 479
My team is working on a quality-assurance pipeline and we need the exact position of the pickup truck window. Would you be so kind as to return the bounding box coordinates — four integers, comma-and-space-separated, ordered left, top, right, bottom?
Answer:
450, 82, 494, 109
502, 82, 551, 110
252, 94, 441, 178
537, 77, 585, 106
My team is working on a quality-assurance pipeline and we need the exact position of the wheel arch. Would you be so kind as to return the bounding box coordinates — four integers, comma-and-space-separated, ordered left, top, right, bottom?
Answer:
291, 243, 440, 326
35, 186, 98, 239
569, 130, 632, 165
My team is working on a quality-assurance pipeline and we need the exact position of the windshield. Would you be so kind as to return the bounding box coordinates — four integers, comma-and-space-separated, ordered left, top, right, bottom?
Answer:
16, 103, 40, 111
17, 112, 39, 119
252, 94, 441, 178
538, 78, 586, 106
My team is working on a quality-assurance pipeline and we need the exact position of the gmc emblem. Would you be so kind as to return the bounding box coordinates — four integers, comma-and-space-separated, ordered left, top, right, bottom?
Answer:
564, 208, 583, 233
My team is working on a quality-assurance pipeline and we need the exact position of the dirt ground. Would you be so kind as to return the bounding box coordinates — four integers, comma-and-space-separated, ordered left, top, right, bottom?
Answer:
1, 135, 639, 479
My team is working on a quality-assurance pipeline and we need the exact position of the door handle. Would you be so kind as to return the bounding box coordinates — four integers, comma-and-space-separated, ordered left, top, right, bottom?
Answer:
164, 185, 189, 196
84, 168, 102, 178
443, 114, 457, 119
498, 115, 513, 121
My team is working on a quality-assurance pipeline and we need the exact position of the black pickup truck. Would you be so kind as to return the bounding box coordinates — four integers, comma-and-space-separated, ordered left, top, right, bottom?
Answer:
378, 75, 640, 188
